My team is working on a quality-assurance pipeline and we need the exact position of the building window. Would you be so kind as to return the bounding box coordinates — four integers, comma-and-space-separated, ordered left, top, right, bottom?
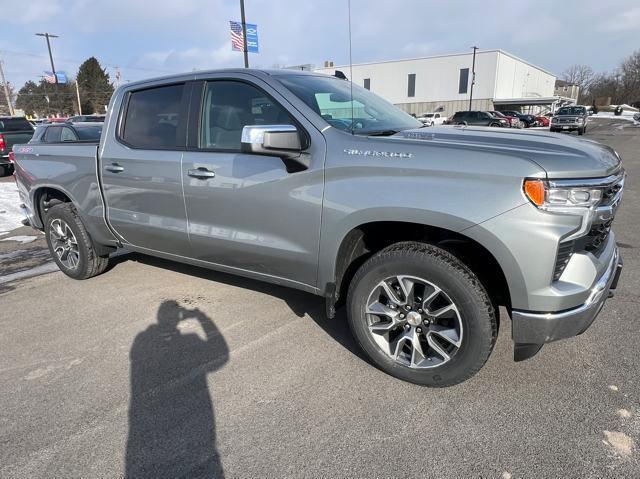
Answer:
363, 78, 370, 90
458, 68, 469, 94
407, 73, 416, 97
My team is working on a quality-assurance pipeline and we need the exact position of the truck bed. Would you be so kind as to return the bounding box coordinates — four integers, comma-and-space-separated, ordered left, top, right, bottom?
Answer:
12, 142, 113, 246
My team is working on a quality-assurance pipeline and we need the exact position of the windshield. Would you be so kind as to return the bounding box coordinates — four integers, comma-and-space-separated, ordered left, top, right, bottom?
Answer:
277, 74, 422, 135
556, 106, 586, 116
75, 125, 103, 140
422, 113, 434, 118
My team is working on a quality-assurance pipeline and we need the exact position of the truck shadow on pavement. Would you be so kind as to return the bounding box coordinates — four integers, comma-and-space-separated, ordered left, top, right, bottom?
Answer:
125, 300, 228, 478
112, 252, 365, 361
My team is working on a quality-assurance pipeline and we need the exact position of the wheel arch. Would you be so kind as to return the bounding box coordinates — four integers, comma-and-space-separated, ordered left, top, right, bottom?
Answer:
326, 220, 512, 317
31, 185, 75, 229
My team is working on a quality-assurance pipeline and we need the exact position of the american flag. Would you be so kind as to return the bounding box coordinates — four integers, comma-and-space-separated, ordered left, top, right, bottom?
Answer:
229, 21, 245, 51
43, 71, 56, 84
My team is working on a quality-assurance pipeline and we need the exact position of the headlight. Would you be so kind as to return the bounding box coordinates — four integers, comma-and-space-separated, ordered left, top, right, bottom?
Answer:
575, 117, 583, 123
551, 117, 558, 123
523, 179, 602, 210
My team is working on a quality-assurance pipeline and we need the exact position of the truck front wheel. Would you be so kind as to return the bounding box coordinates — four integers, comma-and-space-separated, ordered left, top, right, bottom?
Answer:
44, 203, 110, 280
347, 242, 497, 387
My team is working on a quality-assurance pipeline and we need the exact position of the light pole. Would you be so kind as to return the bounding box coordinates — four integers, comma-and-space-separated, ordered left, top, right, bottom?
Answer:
239, 0, 249, 68
35, 33, 59, 83
469, 46, 478, 111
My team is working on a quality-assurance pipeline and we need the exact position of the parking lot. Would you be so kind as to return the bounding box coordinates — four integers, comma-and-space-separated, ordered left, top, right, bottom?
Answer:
1, 118, 639, 478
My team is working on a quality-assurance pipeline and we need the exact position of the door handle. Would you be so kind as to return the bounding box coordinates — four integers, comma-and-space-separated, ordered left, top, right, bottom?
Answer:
105, 163, 124, 173
188, 167, 216, 179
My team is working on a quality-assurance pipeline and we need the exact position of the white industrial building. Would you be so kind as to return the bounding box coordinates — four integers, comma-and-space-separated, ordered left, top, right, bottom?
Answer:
315, 50, 575, 117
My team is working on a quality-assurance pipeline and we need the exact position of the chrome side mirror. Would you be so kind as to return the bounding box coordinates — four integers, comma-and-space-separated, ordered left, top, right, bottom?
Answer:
241, 124, 308, 171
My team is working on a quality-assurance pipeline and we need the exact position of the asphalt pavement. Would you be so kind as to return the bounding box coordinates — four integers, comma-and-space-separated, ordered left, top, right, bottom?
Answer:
1, 119, 639, 478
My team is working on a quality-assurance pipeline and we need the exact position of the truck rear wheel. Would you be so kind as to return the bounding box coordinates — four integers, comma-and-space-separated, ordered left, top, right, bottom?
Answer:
347, 242, 497, 387
44, 203, 110, 280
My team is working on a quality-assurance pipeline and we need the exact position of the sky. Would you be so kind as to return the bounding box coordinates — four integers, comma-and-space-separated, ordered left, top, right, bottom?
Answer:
1, 0, 638, 90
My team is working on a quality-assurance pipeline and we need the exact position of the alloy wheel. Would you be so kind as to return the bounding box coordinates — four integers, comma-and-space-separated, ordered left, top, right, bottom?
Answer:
365, 275, 463, 369
49, 218, 80, 270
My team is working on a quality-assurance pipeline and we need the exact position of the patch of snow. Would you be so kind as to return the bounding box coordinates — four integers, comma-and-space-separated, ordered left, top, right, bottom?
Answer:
592, 112, 637, 122
0, 182, 26, 233
0, 235, 38, 244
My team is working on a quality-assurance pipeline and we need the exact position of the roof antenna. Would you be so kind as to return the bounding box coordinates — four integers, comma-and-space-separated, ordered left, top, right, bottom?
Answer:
347, 0, 354, 134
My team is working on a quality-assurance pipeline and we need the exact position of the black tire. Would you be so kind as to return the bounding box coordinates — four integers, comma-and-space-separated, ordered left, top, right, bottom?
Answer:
578, 127, 584, 136
44, 203, 110, 280
457, 121, 467, 126
347, 242, 497, 387
489, 122, 500, 127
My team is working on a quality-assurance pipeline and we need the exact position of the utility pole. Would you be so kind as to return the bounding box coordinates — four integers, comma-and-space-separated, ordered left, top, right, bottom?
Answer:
240, 0, 249, 68
469, 46, 478, 111
36, 32, 60, 83
0, 57, 14, 116
75, 81, 82, 115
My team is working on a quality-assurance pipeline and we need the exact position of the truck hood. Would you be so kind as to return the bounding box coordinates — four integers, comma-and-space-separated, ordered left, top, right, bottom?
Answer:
393, 126, 621, 179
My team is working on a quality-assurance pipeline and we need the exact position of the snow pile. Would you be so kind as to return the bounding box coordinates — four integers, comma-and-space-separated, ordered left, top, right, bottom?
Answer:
0, 181, 26, 234
592, 111, 637, 122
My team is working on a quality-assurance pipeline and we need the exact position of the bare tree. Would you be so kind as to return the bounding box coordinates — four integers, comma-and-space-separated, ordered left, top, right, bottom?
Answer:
619, 50, 640, 106
562, 64, 594, 101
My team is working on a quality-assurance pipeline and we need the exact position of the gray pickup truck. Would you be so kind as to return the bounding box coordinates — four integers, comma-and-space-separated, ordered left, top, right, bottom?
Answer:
12, 69, 624, 386
550, 105, 589, 135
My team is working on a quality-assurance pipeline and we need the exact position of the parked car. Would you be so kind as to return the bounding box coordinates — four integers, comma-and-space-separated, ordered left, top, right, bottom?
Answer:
488, 111, 518, 128
447, 111, 508, 127
417, 112, 447, 126
0, 117, 35, 176
550, 106, 589, 135
29, 122, 104, 144
67, 115, 106, 123
13, 69, 624, 387
500, 110, 536, 128
535, 116, 550, 127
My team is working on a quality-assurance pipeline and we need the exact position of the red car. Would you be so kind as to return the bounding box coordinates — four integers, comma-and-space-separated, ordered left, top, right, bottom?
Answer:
535, 116, 550, 127
489, 110, 518, 128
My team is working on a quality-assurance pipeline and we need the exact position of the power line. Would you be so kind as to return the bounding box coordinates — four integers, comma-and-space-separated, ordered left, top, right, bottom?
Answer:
0, 48, 178, 74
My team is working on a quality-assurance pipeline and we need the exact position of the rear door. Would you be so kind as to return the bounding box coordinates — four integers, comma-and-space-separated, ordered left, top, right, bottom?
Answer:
100, 81, 192, 256
181, 74, 325, 287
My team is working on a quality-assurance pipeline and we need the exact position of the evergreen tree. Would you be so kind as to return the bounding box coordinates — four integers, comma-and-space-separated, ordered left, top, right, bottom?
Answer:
76, 57, 114, 114
16, 81, 45, 116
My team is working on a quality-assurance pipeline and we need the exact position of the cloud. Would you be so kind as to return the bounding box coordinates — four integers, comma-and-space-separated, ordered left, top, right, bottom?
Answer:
1, 0, 638, 90
599, 6, 640, 32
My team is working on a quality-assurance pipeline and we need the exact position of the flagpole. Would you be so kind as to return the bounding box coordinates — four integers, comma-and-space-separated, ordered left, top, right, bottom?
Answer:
240, 0, 249, 68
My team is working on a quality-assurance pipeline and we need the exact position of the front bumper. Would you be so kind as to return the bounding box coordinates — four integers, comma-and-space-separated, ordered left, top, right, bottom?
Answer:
550, 122, 584, 130
512, 246, 622, 360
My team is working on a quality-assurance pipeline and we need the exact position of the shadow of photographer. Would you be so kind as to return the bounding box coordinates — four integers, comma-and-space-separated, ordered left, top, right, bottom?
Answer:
125, 300, 229, 478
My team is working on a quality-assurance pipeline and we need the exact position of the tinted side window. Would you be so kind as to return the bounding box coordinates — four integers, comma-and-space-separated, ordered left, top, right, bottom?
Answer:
459, 68, 469, 94
61, 127, 77, 141
363, 78, 370, 90
122, 83, 186, 149
200, 81, 294, 150
44, 126, 62, 143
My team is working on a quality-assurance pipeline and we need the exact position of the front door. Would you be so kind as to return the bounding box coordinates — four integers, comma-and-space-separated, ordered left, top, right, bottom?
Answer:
101, 81, 191, 256
181, 77, 325, 287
